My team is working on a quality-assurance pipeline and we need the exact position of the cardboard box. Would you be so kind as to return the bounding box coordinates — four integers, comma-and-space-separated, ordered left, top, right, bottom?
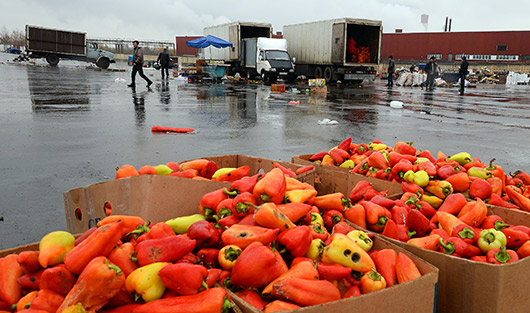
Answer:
64, 155, 315, 234
368, 204, 530, 313
292, 154, 402, 196
226, 235, 438, 313
310, 86, 327, 98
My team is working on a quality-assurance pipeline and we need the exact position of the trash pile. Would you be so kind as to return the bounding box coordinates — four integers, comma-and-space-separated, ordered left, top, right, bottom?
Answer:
466, 67, 507, 85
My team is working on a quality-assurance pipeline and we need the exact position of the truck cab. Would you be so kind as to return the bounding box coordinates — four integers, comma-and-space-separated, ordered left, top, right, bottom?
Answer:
86, 42, 115, 69
244, 37, 295, 82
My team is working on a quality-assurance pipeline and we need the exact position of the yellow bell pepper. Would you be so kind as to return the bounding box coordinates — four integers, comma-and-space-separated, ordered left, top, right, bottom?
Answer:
403, 170, 430, 187
346, 230, 373, 252
311, 212, 324, 226
305, 238, 326, 260
421, 194, 443, 209
165, 214, 206, 234
340, 159, 355, 168
62, 303, 87, 313
425, 180, 454, 199
413, 157, 431, 164
448, 152, 472, 166
38, 231, 75, 268
368, 143, 387, 151
284, 189, 318, 204
125, 262, 170, 302
321, 233, 374, 272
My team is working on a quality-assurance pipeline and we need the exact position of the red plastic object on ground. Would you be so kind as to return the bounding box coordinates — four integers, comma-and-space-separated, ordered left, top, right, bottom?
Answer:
151, 126, 194, 133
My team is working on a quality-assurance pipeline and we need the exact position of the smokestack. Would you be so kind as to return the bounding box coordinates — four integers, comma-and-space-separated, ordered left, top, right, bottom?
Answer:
449, 19, 452, 32
444, 17, 448, 32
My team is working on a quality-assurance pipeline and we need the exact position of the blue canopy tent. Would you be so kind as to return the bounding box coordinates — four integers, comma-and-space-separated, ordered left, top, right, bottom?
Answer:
186, 35, 233, 78
186, 35, 233, 49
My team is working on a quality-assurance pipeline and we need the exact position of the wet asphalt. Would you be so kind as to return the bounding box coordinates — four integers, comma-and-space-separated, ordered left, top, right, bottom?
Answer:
1, 52, 530, 249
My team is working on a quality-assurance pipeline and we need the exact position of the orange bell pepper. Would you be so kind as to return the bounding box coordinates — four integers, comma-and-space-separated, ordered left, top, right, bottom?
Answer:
29, 289, 65, 313
285, 177, 314, 191
505, 185, 530, 213
437, 211, 466, 235
131, 287, 230, 313
221, 224, 278, 249
97, 215, 145, 234
360, 269, 387, 294
0, 254, 24, 305
264, 300, 301, 312
407, 234, 441, 251
284, 189, 317, 204
253, 168, 286, 204
234, 290, 268, 311
230, 242, 283, 288
372, 249, 398, 287
276, 203, 312, 222
396, 252, 421, 283
57, 257, 125, 312
40, 265, 77, 296
254, 202, 295, 231
17, 251, 42, 274
457, 199, 488, 227
343, 204, 366, 229
215, 166, 251, 182
445, 172, 471, 192
313, 192, 352, 211
272, 278, 341, 306
262, 260, 319, 295
107, 242, 139, 277
16, 291, 38, 312
430, 193, 468, 224
64, 221, 125, 275
178, 159, 209, 172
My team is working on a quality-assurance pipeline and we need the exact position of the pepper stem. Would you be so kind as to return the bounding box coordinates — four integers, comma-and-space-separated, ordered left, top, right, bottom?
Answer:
494, 246, 511, 263
439, 238, 455, 255
222, 296, 233, 313
375, 216, 389, 228
223, 188, 238, 197
457, 227, 475, 240
201, 280, 209, 290
494, 220, 509, 231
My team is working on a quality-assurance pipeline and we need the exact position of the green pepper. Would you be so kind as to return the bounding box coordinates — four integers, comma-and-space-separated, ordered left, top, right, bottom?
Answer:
448, 152, 472, 166
165, 214, 206, 234
478, 229, 507, 253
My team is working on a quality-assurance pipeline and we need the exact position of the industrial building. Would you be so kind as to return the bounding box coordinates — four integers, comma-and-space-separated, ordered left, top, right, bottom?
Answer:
381, 31, 530, 63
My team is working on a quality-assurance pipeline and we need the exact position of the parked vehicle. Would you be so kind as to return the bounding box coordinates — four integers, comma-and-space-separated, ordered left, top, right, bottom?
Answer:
202, 22, 295, 81
283, 18, 382, 83
25, 25, 115, 69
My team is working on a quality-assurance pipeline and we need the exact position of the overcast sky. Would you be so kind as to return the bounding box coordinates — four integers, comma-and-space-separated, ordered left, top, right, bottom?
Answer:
2, 0, 529, 42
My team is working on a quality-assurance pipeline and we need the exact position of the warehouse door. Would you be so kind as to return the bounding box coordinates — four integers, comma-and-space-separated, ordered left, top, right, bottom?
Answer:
229, 25, 239, 60
331, 23, 345, 64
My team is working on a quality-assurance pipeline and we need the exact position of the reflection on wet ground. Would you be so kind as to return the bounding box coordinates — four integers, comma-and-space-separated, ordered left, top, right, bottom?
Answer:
1, 52, 530, 248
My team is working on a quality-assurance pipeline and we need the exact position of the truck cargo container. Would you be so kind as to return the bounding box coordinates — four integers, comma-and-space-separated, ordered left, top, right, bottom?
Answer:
202, 22, 294, 81
26, 25, 115, 69
283, 18, 382, 83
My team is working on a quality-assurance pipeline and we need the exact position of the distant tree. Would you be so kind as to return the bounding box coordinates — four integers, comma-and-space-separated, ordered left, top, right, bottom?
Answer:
0, 26, 10, 44
12, 29, 25, 46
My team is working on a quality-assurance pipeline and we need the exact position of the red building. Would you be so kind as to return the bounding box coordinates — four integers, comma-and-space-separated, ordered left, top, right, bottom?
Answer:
382, 31, 530, 62
176, 36, 201, 56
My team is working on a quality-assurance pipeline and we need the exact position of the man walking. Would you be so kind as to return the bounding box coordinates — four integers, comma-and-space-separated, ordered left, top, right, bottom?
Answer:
458, 56, 469, 95
424, 56, 438, 91
128, 40, 153, 88
157, 47, 171, 80
387, 55, 395, 87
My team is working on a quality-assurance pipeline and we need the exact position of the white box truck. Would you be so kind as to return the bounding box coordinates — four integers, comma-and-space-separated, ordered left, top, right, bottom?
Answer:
283, 18, 382, 83
203, 22, 295, 81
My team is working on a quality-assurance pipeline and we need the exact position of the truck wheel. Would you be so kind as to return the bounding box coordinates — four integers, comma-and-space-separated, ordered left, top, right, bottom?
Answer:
46, 54, 59, 66
261, 70, 270, 84
96, 58, 110, 69
324, 67, 334, 82
314, 66, 323, 78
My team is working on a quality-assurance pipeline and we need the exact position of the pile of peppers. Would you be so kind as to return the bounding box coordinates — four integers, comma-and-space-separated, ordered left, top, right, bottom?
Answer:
308, 138, 530, 213
342, 180, 530, 263
115, 159, 313, 182
0, 168, 424, 313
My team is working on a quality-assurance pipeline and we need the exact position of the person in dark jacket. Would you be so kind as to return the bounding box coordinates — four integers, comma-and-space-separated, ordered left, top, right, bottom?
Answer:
458, 56, 469, 95
424, 56, 438, 91
387, 55, 395, 87
128, 40, 153, 88
157, 47, 171, 80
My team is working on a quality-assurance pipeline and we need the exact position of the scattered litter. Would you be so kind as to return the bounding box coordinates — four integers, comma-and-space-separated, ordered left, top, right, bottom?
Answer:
151, 126, 195, 133
288, 101, 300, 105
175, 76, 188, 84
390, 100, 405, 108
318, 118, 339, 125
115, 77, 126, 82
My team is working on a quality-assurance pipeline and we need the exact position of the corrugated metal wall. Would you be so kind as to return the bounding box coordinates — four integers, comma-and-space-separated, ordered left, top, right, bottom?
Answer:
175, 36, 200, 56
382, 31, 530, 61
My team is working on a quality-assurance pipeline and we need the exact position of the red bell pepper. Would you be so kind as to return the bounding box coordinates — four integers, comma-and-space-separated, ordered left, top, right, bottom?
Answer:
395, 252, 421, 283
431, 228, 450, 241
481, 215, 508, 231
439, 237, 470, 257
17, 251, 42, 274
437, 164, 460, 180
136, 222, 176, 243
218, 215, 239, 230
215, 166, 251, 182
235, 289, 268, 311
367, 150, 389, 169
502, 227, 530, 249
406, 209, 431, 237
29, 288, 65, 313
0, 254, 26, 305
469, 179, 492, 200
309, 223, 330, 241
187, 220, 220, 249
457, 199, 488, 228
215, 198, 235, 219
221, 224, 279, 249
361, 201, 391, 232
39, 264, 76, 296
418, 150, 436, 163
230, 242, 282, 288
512, 169, 530, 185
382, 219, 399, 240
430, 193, 468, 224
505, 185, 530, 212
231, 192, 258, 219
401, 181, 423, 196
322, 209, 344, 230
517, 241, 530, 259
487, 193, 520, 209
338, 137, 352, 152
388, 151, 417, 166
229, 174, 262, 194
158, 263, 208, 295
413, 161, 437, 177
199, 188, 232, 219
64, 220, 125, 275
277, 203, 312, 222
329, 148, 350, 164
391, 159, 413, 180
351, 159, 369, 175
370, 195, 395, 209
309, 151, 328, 161
17, 270, 43, 291
342, 285, 361, 299
415, 200, 437, 220
131, 287, 230, 313
487, 246, 519, 264
445, 172, 471, 192
135, 235, 196, 266
313, 192, 351, 211
57, 256, 125, 312
296, 165, 314, 175
108, 242, 139, 277
204, 268, 222, 288
451, 224, 479, 245
253, 168, 286, 204
395, 141, 416, 156
196, 248, 220, 269
343, 204, 366, 229
272, 278, 341, 306
316, 261, 352, 281
277, 225, 312, 257
372, 249, 398, 287
332, 221, 353, 235
198, 160, 218, 179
